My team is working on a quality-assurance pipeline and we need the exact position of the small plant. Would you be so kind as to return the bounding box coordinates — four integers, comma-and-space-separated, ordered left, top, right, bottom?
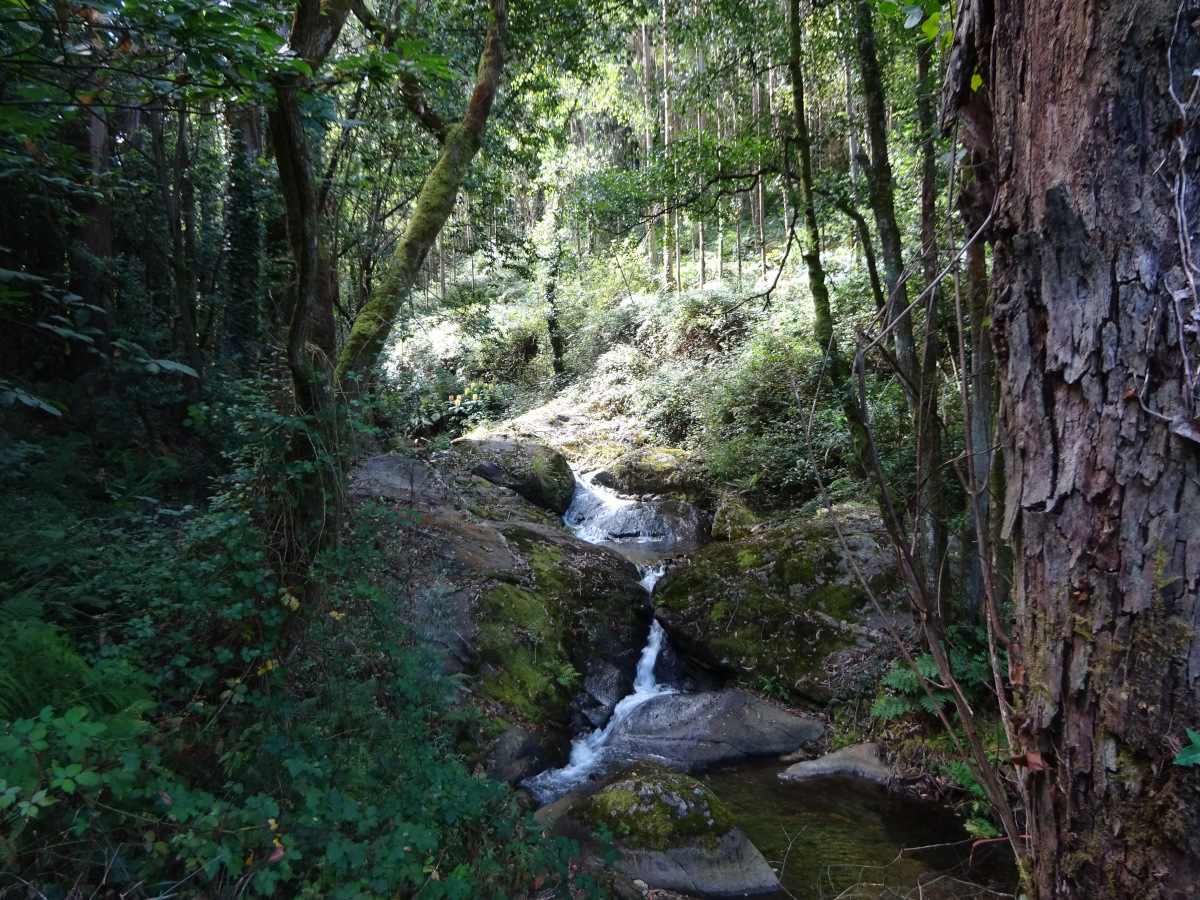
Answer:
754, 674, 790, 701
870, 626, 997, 721
1174, 729, 1200, 766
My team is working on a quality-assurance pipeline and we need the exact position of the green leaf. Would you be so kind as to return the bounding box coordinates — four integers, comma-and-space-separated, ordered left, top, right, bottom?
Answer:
971, 73, 983, 92
1174, 729, 1200, 766
151, 359, 199, 377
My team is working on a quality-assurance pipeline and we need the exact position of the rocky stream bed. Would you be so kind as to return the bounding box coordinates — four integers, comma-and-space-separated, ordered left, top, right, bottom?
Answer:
352, 418, 1018, 898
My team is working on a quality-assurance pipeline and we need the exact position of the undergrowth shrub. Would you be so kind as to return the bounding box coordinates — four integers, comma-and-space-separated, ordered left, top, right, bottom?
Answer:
0, 389, 581, 899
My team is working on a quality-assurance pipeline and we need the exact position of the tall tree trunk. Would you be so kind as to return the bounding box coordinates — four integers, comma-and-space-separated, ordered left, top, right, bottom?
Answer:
946, 1, 1200, 896
642, 23, 659, 269
224, 107, 265, 373
915, 37, 947, 609
755, 79, 767, 277
855, 0, 916, 401
337, 0, 508, 381
151, 108, 203, 380
545, 240, 566, 377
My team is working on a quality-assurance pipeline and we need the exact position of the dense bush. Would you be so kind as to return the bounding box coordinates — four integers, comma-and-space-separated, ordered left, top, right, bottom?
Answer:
0, 391, 579, 899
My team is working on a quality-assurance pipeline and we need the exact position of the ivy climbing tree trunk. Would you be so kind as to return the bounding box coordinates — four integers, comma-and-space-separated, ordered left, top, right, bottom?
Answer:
946, 1, 1200, 896
335, 0, 509, 383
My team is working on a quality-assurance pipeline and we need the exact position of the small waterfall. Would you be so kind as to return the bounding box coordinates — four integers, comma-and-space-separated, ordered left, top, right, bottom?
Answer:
638, 560, 671, 593
564, 471, 708, 548
523, 619, 673, 804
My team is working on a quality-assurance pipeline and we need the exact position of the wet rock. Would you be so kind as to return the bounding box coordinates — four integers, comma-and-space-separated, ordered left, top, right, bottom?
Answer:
780, 742, 891, 785
454, 433, 576, 513
569, 486, 711, 545
592, 447, 711, 504
606, 690, 824, 769
577, 659, 634, 729
559, 763, 779, 898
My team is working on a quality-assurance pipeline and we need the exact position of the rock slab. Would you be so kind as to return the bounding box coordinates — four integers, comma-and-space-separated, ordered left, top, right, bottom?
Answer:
615, 830, 779, 898
607, 689, 824, 769
780, 742, 891, 784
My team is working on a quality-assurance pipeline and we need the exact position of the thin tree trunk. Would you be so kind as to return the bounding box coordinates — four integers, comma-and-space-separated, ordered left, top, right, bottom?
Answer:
755, 79, 767, 277
915, 36, 947, 610
855, 0, 915, 402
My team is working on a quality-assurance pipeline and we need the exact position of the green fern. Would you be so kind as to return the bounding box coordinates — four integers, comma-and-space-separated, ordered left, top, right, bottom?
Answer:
870, 694, 917, 719
0, 596, 150, 727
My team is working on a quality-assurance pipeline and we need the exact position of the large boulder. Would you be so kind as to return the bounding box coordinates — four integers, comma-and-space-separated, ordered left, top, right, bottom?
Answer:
654, 507, 903, 705
567, 763, 779, 898
592, 447, 711, 503
454, 433, 576, 514
350, 453, 651, 778
606, 690, 824, 769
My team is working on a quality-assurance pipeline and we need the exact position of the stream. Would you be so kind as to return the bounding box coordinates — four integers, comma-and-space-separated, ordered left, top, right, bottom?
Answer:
525, 472, 1017, 899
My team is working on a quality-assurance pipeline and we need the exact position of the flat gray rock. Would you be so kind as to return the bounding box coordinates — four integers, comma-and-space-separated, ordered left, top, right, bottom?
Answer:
616, 829, 779, 898
607, 689, 824, 769
780, 742, 891, 784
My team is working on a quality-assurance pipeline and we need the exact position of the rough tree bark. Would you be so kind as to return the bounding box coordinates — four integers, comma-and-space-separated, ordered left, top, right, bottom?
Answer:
945, 1, 1200, 896
269, 0, 351, 416
336, 0, 509, 382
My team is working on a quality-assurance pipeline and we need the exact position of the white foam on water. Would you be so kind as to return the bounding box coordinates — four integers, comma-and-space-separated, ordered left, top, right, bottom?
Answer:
563, 471, 635, 543
523, 619, 673, 803
638, 560, 671, 593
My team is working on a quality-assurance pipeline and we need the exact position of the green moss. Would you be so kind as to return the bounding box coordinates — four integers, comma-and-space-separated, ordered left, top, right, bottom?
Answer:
656, 515, 897, 702
809, 583, 861, 621
736, 549, 762, 569
577, 763, 734, 851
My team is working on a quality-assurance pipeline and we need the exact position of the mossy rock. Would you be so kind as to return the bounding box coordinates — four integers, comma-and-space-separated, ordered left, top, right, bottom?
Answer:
654, 509, 899, 704
594, 447, 711, 503
472, 522, 651, 727
454, 433, 576, 514
353, 453, 648, 742
559, 762, 780, 897
711, 491, 761, 541
577, 762, 734, 851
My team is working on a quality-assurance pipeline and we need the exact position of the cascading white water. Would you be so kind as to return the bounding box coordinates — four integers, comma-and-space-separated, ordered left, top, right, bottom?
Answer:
638, 560, 671, 593
523, 619, 673, 804
521, 471, 701, 803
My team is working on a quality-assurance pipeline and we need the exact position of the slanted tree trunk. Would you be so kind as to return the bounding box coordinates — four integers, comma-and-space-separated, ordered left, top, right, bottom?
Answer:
945, 1, 1200, 896
336, 0, 508, 382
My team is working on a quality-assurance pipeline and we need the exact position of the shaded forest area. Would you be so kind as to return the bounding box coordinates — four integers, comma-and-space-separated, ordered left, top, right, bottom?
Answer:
2, 0, 1199, 898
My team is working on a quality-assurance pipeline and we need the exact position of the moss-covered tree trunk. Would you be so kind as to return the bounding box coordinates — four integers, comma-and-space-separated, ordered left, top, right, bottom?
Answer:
335, 0, 509, 383
946, 1, 1200, 895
